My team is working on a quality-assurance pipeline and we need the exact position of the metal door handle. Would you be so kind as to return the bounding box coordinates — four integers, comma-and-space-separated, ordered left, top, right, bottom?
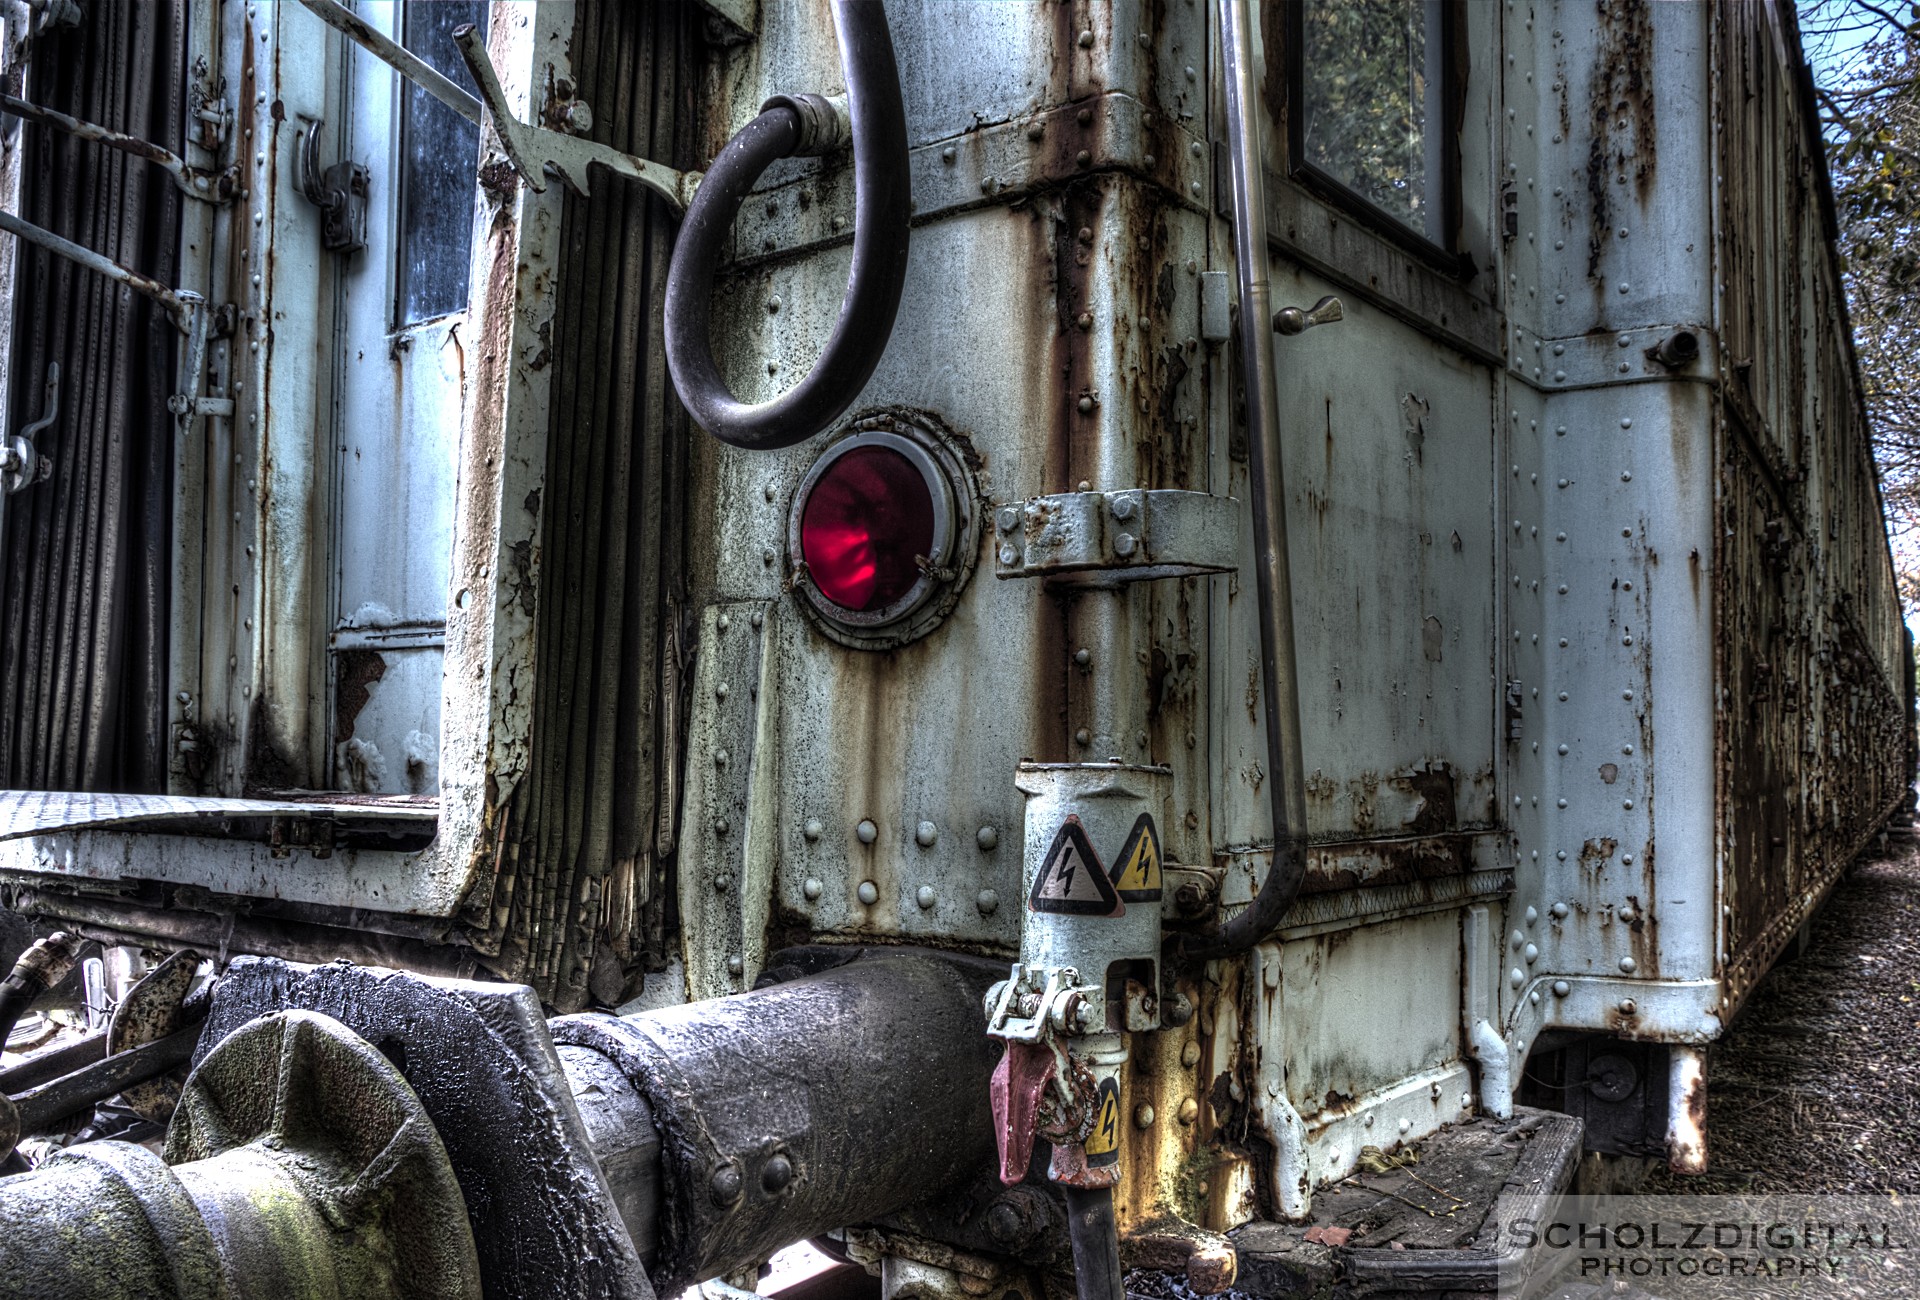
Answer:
1272, 294, 1343, 336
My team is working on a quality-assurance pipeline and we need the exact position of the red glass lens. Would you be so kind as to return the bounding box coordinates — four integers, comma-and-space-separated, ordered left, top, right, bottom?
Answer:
800, 445, 936, 613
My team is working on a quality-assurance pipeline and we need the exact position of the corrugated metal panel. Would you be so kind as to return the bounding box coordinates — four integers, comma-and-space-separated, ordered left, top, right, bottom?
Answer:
472, 0, 697, 1010
0, 0, 185, 792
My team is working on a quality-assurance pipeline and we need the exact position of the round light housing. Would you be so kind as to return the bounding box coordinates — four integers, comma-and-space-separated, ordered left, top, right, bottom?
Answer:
799, 444, 936, 613
787, 416, 977, 649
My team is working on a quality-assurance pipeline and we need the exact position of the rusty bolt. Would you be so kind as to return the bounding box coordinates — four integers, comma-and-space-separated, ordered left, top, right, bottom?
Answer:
1076, 311, 1093, 330
1174, 882, 1206, 914
1181, 1041, 1201, 1067
1076, 149, 1092, 167
1134, 1103, 1156, 1128
1077, 108, 1093, 126
1177, 1097, 1199, 1126
1026, 120, 1045, 141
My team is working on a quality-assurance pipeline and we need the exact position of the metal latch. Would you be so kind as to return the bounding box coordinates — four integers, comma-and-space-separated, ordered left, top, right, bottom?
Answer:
295, 121, 369, 253
992, 488, 1239, 582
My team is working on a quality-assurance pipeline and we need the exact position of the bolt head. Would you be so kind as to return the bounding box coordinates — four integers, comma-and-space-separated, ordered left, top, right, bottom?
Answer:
916, 885, 937, 910
915, 820, 938, 847
976, 888, 999, 915
857, 819, 878, 844
1134, 1103, 1156, 1129
1618, 998, 1637, 1014
710, 1164, 744, 1205
1111, 496, 1135, 521
803, 818, 824, 841
726, 954, 743, 976
1552, 979, 1571, 997
976, 825, 999, 851
857, 880, 879, 905
803, 878, 823, 900
761, 1153, 794, 1193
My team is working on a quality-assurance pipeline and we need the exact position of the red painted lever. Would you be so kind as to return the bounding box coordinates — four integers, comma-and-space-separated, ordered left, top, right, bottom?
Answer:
989, 1040, 1057, 1185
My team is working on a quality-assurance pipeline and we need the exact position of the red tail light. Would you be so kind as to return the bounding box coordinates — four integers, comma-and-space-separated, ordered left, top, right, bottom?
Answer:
799, 444, 937, 612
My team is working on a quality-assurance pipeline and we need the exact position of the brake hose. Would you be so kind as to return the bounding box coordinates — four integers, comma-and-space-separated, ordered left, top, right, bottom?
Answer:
664, 0, 911, 451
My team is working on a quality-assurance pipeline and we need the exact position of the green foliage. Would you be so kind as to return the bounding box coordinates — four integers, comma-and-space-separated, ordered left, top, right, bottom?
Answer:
1810, 2, 1920, 556
1298, 0, 1433, 231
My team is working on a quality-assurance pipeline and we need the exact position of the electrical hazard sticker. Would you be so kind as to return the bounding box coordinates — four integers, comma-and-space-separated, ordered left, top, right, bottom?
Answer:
1107, 813, 1163, 902
1028, 817, 1123, 916
1084, 1077, 1122, 1166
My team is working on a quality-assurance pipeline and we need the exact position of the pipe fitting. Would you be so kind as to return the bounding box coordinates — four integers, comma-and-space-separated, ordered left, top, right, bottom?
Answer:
760, 92, 849, 156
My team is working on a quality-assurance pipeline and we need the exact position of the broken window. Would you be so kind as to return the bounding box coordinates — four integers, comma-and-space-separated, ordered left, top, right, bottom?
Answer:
396, 0, 487, 325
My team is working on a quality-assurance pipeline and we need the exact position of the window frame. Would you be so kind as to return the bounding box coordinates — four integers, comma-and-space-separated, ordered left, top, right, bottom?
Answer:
1283, 0, 1471, 275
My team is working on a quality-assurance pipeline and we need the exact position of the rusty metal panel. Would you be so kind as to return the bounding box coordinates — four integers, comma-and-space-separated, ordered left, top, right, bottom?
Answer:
1711, 2, 1908, 1008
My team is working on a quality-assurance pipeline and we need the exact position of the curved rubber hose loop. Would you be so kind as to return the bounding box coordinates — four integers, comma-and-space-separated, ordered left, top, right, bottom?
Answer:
665, 0, 911, 451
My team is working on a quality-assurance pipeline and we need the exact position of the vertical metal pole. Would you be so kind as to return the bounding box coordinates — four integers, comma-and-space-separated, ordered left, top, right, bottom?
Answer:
1185, 0, 1310, 959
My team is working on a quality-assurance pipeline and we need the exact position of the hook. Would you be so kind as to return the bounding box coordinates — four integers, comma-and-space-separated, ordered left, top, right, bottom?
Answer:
2, 361, 58, 495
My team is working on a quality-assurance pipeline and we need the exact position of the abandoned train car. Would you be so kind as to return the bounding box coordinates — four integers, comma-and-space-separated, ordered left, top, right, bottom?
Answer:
0, 0, 1908, 1297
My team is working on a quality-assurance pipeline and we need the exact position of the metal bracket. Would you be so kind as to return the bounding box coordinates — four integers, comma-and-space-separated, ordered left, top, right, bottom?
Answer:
0, 92, 238, 203
450, 23, 699, 208
1, 362, 56, 494
984, 964, 1092, 1045
992, 489, 1240, 582
294, 119, 369, 253
292, 0, 698, 211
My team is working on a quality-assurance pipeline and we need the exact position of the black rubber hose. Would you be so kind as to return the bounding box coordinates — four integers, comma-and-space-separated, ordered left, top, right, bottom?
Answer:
664, 0, 911, 451
1062, 1186, 1126, 1300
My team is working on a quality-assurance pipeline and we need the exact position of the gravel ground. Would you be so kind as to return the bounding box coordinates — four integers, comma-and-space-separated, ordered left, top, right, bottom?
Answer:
1642, 837, 1920, 1197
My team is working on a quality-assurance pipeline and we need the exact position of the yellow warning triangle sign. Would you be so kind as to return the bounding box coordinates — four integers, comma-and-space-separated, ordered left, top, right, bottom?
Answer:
1109, 813, 1162, 901
1029, 818, 1123, 916
1085, 1077, 1122, 1166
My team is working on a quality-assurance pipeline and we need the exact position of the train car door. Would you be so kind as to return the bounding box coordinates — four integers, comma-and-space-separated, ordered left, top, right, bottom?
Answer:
324, 2, 486, 795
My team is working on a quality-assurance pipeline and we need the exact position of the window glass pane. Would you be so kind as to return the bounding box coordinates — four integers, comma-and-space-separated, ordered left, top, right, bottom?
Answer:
1298, 0, 1446, 244
396, 1, 487, 325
